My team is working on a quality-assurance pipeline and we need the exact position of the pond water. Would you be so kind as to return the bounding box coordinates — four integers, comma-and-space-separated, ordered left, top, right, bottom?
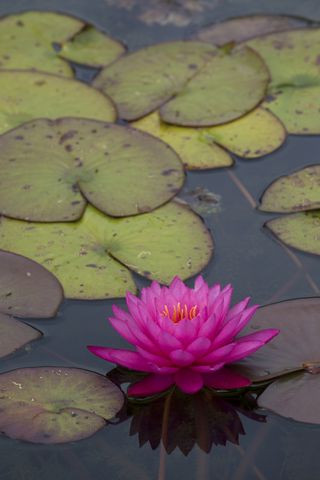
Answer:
1, 0, 320, 479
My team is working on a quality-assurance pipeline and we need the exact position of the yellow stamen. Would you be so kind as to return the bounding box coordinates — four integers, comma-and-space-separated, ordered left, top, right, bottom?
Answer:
161, 303, 198, 323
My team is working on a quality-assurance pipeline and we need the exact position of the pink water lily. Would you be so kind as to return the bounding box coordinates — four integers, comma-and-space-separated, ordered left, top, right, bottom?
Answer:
88, 277, 279, 397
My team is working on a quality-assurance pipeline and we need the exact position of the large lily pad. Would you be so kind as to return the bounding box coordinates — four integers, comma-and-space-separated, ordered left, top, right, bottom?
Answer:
247, 29, 320, 134
195, 15, 311, 46
0, 250, 63, 318
0, 367, 124, 443
92, 41, 217, 121
0, 71, 116, 135
266, 211, 320, 256
160, 46, 269, 127
132, 111, 233, 170
0, 312, 41, 359
0, 11, 84, 76
0, 117, 184, 221
0, 203, 213, 299
59, 26, 126, 67
260, 165, 320, 212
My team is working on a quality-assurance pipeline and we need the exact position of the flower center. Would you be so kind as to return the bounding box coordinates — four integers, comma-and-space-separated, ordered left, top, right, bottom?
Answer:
161, 303, 198, 323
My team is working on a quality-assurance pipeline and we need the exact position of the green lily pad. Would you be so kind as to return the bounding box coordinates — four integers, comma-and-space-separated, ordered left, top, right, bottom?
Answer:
160, 46, 269, 127
260, 165, 320, 212
0, 367, 124, 443
0, 117, 184, 221
59, 26, 126, 67
195, 15, 310, 46
247, 29, 320, 134
0, 202, 213, 299
0, 312, 41, 359
0, 11, 84, 76
92, 41, 217, 121
132, 111, 233, 170
0, 71, 116, 135
266, 211, 320, 256
0, 250, 63, 318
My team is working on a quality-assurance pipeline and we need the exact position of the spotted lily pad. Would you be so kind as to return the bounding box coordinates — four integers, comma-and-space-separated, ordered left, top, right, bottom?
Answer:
0, 367, 124, 443
0, 203, 213, 299
247, 29, 320, 134
0, 71, 116, 135
0, 11, 84, 76
0, 117, 184, 221
195, 15, 311, 46
0, 312, 41, 359
132, 111, 233, 170
160, 46, 269, 126
260, 165, 320, 212
92, 41, 217, 120
59, 26, 126, 67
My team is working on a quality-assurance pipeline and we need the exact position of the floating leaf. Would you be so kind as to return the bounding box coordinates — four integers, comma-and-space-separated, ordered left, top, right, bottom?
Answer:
0, 71, 116, 134
0, 367, 124, 443
260, 165, 320, 212
266, 211, 320, 256
0, 312, 41, 359
59, 26, 126, 67
247, 29, 320, 134
0, 250, 63, 318
0, 117, 184, 221
0, 203, 213, 299
93, 41, 217, 120
195, 15, 310, 45
160, 46, 269, 127
132, 111, 233, 170
0, 11, 84, 76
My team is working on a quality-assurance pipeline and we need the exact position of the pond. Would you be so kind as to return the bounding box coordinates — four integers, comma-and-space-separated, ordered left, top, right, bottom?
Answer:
1, 0, 320, 478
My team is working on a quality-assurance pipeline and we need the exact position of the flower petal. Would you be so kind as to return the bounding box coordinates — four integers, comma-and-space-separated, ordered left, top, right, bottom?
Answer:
222, 341, 265, 363
175, 369, 204, 394
204, 368, 251, 389
186, 337, 211, 357
236, 329, 279, 345
211, 305, 259, 349
87, 346, 156, 372
128, 374, 174, 397
170, 349, 195, 366
109, 317, 136, 344
197, 343, 235, 364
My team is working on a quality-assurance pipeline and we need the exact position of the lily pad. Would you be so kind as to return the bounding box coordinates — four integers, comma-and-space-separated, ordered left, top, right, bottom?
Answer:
59, 26, 126, 67
260, 165, 320, 212
132, 111, 233, 170
0, 367, 124, 443
0, 71, 116, 135
0, 117, 184, 221
0, 202, 213, 299
195, 15, 311, 46
0, 11, 84, 76
0, 312, 41, 359
0, 250, 63, 318
265, 211, 320, 256
92, 41, 217, 120
247, 29, 320, 134
160, 46, 269, 127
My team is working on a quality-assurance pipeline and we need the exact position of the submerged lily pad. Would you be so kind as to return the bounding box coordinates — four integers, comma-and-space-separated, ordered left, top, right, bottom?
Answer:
132, 112, 233, 170
92, 41, 217, 120
0, 71, 116, 134
0, 203, 213, 299
0, 367, 124, 443
260, 165, 320, 212
59, 26, 126, 67
0, 312, 41, 359
160, 46, 269, 127
0, 117, 184, 221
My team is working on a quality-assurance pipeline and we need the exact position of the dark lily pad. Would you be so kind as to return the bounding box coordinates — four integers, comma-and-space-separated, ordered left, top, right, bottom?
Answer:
160, 46, 269, 127
0, 312, 41, 359
0, 367, 124, 443
92, 41, 217, 121
0, 250, 63, 318
0, 71, 116, 135
195, 14, 311, 46
59, 26, 126, 67
0, 117, 184, 221
260, 165, 320, 212
0, 202, 213, 299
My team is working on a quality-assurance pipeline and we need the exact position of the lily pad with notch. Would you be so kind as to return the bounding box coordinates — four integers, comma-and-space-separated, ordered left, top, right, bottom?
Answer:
0, 367, 124, 443
0, 312, 41, 359
0, 117, 184, 221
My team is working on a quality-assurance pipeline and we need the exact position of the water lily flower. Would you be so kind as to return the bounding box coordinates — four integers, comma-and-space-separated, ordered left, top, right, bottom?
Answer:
88, 277, 279, 397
